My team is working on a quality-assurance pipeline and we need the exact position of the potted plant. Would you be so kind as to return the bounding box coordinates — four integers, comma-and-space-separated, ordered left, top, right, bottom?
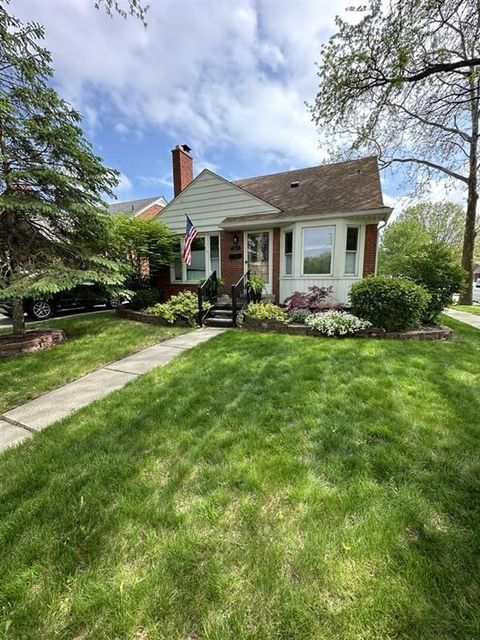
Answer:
248, 273, 266, 303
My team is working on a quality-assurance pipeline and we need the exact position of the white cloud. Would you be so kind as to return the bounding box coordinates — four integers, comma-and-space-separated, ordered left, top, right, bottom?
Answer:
114, 172, 133, 196
11, 0, 353, 168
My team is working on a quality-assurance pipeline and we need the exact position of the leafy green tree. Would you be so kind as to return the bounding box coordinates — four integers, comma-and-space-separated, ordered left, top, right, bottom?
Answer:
378, 219, 429, 275
401, 202, 467, 258
107, 215, 176, 289
0, 3, 123, 334
311, 0, 480, 303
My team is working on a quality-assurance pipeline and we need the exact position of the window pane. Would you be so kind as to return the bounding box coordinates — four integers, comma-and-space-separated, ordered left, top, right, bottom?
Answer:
186, 237, 206, 281
346, 227, 359, 251
210, 235, 220, 275
303, 227, 333, 275
285, 231, 293, 254
173, 240, 182, 280
285, 254, 292, 275
345, 252, 356, 274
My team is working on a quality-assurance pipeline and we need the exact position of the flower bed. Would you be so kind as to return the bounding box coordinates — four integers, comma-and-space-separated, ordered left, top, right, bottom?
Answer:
0, 328, 66, 358
242, 316, 452, 340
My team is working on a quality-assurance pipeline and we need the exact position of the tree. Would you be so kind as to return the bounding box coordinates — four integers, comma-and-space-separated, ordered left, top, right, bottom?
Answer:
378, 219, 429, 275
311, 0, 480, 303
95, 0, 149, 26
107, 214, 176, 289
0, 4, 123, 335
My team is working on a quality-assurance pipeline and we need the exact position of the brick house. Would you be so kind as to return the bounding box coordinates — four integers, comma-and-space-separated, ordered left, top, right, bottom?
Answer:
155, 144, 392, 304
108, 195, 167, 221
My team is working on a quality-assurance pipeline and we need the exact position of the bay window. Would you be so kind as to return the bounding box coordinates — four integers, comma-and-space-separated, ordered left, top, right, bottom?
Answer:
302, 226, 334, 275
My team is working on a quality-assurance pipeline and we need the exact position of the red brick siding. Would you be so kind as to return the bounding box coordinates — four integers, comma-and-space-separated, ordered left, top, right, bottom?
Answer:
272, 228, 280, 303
137, 204, 164, 220
172, 146, 193, 196
220, 230, 245, 293
363, 224, 378, 276
152, 266, 196, 301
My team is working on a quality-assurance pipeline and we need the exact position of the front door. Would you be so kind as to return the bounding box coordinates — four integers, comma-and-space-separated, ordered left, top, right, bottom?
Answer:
245, 231, 271, 293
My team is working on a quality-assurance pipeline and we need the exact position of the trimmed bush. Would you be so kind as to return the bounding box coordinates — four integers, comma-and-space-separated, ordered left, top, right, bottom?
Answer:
129, 288, 160, 311
243, 302, 288, 323
349, 276, 431, 332
288, 309, 312, 324
284, 285, 344, 312
305, 310, 371, 336
146, 291, 211, 327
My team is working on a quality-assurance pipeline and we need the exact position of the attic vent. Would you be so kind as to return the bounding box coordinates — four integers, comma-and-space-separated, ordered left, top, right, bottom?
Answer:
290, 181, 300, 188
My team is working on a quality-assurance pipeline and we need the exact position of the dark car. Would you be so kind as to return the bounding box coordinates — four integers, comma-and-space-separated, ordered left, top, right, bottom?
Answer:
0, 283, 123, 321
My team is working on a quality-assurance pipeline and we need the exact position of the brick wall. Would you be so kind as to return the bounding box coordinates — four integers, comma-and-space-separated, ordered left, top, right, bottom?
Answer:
272, 228, 280, 302
363, 224, 378, 276
220, 230, 245, 292
137, 204, 164, 220
153, 266, 197, 300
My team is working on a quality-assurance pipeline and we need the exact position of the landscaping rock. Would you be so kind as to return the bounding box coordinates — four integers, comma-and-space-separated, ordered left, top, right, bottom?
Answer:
0, 328, 65, 359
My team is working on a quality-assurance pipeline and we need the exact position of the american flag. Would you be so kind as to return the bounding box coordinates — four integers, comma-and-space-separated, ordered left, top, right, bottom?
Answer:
182, 214, 198, 265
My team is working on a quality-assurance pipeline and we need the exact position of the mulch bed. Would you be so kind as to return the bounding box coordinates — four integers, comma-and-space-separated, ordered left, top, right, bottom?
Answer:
242, 317, 452, 340
116, 307, 190, 327
0, 328, 66, 358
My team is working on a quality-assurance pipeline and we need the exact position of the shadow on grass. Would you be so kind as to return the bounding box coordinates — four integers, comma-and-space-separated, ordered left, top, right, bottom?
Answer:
0, 320, 479, 639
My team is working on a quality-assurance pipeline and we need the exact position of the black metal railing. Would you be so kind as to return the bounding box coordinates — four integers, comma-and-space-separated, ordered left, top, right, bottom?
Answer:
231, 270, 250, 327
197, 270, 218, 326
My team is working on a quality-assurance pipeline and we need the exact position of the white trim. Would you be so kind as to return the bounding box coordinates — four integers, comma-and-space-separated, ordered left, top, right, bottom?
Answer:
244, 229, 273, 294
134, 196, 167, 217
301, 225, 336, 277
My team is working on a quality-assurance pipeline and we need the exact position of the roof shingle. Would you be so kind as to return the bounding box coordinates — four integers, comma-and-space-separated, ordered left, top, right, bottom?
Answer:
108, 196, 165, 216
232, 156, 386, 219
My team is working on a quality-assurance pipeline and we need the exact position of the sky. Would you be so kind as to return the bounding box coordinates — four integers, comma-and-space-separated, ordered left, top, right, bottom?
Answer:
11, 0, 467, 212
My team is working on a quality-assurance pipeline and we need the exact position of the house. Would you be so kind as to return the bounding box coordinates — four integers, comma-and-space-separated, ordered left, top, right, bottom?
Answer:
108, 195, 167, 221
154, 144, 392, 304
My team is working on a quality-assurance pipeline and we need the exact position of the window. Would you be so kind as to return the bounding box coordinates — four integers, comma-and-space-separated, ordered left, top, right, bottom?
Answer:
345, 227, 359, 275
210, 235, 220, 275
303, 227, 334, 275
284, 230, 293, 275
172, 233, 220, 282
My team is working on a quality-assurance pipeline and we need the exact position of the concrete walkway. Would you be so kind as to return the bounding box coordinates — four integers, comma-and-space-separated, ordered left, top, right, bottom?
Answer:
0, 327, 224, 453
443, 308, 480, 329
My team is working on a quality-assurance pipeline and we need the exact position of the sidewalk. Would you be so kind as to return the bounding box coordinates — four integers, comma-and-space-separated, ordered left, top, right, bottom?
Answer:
0, 327, 225, 453
443, 308, 480, 330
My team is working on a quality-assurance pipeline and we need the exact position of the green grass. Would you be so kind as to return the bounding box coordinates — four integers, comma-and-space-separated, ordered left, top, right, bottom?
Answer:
1, 316, 480, 639
450, 304, 480, 316
0, 311, 188, 413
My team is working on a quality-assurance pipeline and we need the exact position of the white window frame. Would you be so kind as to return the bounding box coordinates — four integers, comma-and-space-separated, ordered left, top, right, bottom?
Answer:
281, 229, 294, 277
171, 233, 221, 283
344, 225, 360, 276
301, 225, 335, 277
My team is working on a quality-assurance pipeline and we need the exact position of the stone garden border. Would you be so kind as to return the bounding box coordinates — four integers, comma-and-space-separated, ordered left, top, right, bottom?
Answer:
242, 317, 452, 340
116, 307, 190, 327
0, 328, 66, 359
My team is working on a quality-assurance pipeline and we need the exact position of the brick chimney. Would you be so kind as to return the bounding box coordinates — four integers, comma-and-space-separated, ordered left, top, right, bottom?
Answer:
172, 144, 193, 197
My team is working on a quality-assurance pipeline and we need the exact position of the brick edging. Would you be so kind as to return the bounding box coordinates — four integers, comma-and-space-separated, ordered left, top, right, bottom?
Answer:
116, 307, 190, 326
0, 328, 66, 358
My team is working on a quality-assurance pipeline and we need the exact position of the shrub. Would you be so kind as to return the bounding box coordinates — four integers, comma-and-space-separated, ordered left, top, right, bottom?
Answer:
349, 276, 431, 332
288, 309, 312, 324
284, 286, 344, 312
305, 310, 372, 336
146, 290, 211, 327
129, 288, 160, 311
243, 302, 288, 323
390, 243, 466, 322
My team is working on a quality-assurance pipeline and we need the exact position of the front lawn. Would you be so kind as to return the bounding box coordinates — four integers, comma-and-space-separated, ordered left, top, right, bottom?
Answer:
0, 311, 188, 413
0, 317, 479, 639
450, 304, 480, 316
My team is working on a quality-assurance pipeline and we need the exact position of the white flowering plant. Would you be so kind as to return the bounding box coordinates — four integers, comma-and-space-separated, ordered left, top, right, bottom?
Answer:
305, 310, 372, 336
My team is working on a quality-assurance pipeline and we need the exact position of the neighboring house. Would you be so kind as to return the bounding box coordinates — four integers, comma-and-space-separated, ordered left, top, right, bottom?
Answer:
155, 144, 393, 304
108, 195, 167, 221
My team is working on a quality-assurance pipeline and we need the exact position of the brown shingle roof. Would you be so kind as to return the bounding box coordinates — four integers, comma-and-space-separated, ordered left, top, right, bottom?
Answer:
232, 156, 386, 218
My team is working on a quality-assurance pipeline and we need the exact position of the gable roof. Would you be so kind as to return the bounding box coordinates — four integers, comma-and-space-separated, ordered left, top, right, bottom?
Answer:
232, 156, 387, 219
108, 195, 167, 217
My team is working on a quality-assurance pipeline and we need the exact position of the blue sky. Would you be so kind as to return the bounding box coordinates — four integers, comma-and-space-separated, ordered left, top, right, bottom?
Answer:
12, 0, 466, 211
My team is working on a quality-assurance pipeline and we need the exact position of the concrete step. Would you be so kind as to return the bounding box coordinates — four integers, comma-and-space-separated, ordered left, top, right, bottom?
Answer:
211, 308, 233, 317
205, 317, 234, 328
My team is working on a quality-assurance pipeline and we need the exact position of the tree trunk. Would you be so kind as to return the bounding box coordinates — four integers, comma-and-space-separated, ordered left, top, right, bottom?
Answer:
11, 298, 25, 335
459, 73, 479, 305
